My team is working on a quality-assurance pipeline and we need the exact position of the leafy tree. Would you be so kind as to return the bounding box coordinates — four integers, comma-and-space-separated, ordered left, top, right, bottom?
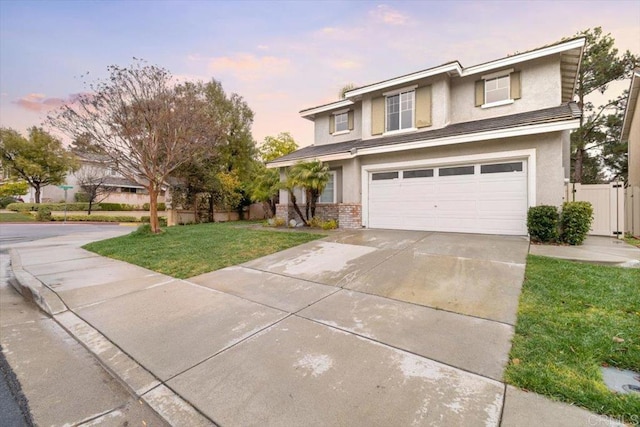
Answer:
258, 132, 298, 163
0, 180, 29, 197
286, 160, 330, 223
49, 60, 215, 233
75, 164, 117, 214
170, 79, 256, 222
571, 27, 638, 183
249, 132, 299, 217
0, 127, 77, 203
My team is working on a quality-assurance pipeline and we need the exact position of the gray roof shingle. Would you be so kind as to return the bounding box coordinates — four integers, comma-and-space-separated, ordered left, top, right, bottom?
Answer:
270, 103, 581, 165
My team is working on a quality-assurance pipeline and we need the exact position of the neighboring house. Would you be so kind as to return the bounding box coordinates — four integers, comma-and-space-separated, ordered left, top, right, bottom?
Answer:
37, 152, 166, 207
622, 68, 640, 237
269, 37, 585, 236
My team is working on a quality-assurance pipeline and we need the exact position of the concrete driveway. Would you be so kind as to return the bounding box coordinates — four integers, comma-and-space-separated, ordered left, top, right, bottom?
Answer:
14, 228, 531, 425
182, 229, 529, 425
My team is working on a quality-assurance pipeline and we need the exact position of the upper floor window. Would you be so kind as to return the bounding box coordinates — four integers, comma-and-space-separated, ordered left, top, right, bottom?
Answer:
475, 69, 521, 108
386, 90, 414, 132
485, 75, 510, 104
330, 110, 353, 135
334, 112, 348, 133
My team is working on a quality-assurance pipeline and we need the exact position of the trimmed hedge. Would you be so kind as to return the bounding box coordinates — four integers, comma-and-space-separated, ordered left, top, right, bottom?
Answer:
142, 202, 166, 211
36, 206, 52, 222
527, 205, 559, 243
7, 202, 142, 212
98, 203, 135, 211
8, 202, 92, 212
51, 215, 139, 222
560, 201, 593, 245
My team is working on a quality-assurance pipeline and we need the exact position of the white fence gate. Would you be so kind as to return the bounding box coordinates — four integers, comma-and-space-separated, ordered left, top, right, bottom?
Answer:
565, 182, 624, 238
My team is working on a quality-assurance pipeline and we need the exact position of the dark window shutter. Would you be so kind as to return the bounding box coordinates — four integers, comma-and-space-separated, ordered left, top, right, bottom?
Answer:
415, 85, 432, 128
475, 80, 484, 107
511, 71, 521, 100
371, 97, 385, 135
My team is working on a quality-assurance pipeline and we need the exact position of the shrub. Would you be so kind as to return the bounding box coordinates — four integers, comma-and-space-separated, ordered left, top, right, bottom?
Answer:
560, 201, 593, 245
98, 203, 134, 211
0, 196, 20, 209
74, 192, 90, 202
308, 217, 339, 230
142, 202, 166, 211
51, 215, 139, 222
131, 223, 154, 236
35, 206, 52, 222
7, 202, 91, 212
527, 205, 559, 242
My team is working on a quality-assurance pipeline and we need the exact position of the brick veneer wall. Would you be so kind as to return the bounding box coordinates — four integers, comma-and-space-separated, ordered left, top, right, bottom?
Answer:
275, 203, 362, 229
338, 203, 362, 229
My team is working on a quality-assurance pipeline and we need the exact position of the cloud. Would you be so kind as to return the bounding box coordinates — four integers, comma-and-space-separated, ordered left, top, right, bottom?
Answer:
369, 4, 409, 25
13, 93, 87, 113
207, 54, 291, 82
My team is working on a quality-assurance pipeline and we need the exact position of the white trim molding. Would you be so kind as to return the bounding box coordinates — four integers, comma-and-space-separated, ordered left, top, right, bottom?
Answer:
360, 148, 537, 228
300, 99, 354, 120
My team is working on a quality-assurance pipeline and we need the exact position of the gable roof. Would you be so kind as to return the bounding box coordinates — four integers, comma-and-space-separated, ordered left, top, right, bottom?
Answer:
300, 37, 584, 119
270, 103, 581, 167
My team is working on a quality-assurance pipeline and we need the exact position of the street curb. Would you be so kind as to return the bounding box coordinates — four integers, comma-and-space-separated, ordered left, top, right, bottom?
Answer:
9, 249, 67, 315
8, 250, 214, 427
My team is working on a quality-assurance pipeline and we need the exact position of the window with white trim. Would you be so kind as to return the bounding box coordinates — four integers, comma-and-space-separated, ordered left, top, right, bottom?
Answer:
386, 90, 414, 132
318, 171, 336, 203
485, 75, 510, 104
334, 112, 348, 133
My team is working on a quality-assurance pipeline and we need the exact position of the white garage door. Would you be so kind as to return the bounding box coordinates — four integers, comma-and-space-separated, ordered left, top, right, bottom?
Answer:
368, 160, 528, 235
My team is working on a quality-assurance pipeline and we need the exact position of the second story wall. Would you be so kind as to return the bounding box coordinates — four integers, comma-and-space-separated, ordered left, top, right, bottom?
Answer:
313, 103, 363, 146
450, 55, 562, 123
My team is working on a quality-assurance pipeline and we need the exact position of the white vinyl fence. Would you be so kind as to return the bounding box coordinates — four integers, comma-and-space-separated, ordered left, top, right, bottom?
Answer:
564, 182, 624, 238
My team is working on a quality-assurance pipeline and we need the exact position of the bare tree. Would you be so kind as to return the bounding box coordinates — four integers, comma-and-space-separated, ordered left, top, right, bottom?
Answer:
49, 61, 214, 233
75, 164, 117, 215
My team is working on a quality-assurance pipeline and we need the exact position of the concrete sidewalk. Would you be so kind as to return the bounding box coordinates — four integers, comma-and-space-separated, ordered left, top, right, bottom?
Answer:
530, 235, 640, 267
7, 229, 625, 426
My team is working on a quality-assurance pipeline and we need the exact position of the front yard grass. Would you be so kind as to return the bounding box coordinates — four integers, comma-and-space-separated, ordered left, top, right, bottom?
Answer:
0, 212, 35, 222
505, 255, 640, 421
83, 222, 324, 279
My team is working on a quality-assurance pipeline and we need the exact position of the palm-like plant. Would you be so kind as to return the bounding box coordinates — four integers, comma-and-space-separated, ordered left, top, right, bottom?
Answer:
286, 160, 330, 224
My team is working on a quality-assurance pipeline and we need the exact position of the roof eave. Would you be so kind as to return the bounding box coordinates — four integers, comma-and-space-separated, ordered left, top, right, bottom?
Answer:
621, 70, 640, 141
299, 99, 355, 120
461, 37, 586, 77
268, 117, 580, 167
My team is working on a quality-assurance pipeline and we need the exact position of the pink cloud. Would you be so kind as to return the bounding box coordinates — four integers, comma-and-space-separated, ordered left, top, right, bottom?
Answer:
369, 5, 409, 25
13, 93, 83, 113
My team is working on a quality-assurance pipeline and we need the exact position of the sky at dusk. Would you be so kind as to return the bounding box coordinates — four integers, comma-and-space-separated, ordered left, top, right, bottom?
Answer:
1, 0, 639, 148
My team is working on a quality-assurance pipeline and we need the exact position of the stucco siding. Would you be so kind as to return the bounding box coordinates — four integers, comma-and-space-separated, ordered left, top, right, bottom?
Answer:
313, 105, 363, 146
450, 55, 562, 123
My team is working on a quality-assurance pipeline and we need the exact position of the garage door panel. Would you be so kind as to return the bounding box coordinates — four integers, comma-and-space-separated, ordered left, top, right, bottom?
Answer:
368, 159, 528, 235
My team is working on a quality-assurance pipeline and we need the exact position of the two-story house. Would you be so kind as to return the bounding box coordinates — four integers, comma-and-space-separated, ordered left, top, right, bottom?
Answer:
269, 37, 585, 236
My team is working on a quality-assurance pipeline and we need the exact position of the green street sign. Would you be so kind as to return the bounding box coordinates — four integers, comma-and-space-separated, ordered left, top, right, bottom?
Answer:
58, 185, 73, 190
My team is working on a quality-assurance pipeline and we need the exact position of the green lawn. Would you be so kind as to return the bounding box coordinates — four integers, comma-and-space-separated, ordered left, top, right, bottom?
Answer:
0, 212, 35, 222
625, 235, 640, 248
83, 222, 324, 279
505, 255, 640, 420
